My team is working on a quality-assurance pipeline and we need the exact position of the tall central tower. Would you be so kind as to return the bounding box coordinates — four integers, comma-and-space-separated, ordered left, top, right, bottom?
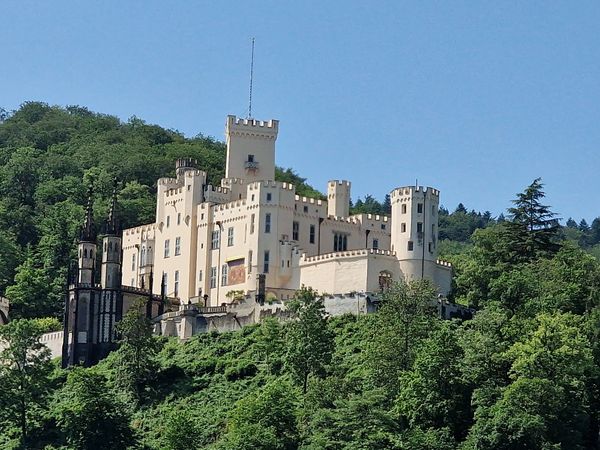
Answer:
225, 115, 278, 183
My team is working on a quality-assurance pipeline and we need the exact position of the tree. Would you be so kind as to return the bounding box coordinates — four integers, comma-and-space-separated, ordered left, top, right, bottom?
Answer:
368, 280, 437, 395
221, 380, 299, 450
107, 300, 158, 403
5, 252, 59, 319
397, 322, 470, 440
53, 368, 134, 450
254, 317, 285, 375
506, 178, 561, 260
285, 287, 334, 394
0, 318, 54, 446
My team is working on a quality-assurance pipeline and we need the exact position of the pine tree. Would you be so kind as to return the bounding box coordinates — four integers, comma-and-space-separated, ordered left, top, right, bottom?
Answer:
506, 178, 561, 260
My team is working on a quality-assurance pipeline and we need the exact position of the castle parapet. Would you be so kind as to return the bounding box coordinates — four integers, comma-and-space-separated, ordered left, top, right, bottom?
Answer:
391, 186, 440, 198
226, 115, 279, 138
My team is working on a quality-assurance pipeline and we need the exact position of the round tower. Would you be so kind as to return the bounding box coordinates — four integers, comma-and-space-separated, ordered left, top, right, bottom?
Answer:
176, 158, 198, 178
390, 186, 440, 279
327, 180, 351, 218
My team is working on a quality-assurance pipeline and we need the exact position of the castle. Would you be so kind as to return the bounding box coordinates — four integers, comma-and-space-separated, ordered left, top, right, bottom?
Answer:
62, 114, 454, 366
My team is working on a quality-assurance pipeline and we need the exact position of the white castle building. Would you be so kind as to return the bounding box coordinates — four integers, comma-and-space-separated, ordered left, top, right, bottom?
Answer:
121, 115, 452, 307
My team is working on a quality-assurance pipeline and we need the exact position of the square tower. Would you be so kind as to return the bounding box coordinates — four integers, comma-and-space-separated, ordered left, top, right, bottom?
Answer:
225, 115, 278, 183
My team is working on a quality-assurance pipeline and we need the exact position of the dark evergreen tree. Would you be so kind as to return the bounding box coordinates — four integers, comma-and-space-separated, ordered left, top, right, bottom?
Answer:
506, 178, 561, 260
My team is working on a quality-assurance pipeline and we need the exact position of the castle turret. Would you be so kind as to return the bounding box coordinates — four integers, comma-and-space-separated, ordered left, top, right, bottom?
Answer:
390, 186, 440, 280
225, 115, 278, 183
327, 180, 351, 217
101, 183, 122, 289
78, 185, 97, 284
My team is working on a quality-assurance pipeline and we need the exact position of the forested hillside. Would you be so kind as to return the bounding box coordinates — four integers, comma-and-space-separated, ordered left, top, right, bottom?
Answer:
0, 102, 321, 319
0, 103, 599, 449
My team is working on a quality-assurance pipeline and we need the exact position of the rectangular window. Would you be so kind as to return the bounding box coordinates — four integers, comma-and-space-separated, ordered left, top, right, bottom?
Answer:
417, 222, 423, 233
303, 206, 308, 213
292, 221, 299, 240
174, 270, 179, 297
211, 230, 220, 249
227, 227, 234, 246
263, 250, 270, 273
166, 216, 170, 228
250, 214, 255, 234
401, 204, 407, 214
177, 213, 181, 225
131, 253, 136, 271
417, 203, 423, 214
164, 239, 170, 258
175, 237, 181, 256
429, 242, 433, 253
408, 241, 414, 251
221, 264, 228, 286
373, 239, 379, 249
401, 223, 406, 233
266, 192, 272, 202
381, 224, 386, 230
432, 205, 436, 215
248, 250, 253, 273
210, 267, 217, 289
309, 224, 316, 244
248, 154, 255, 162
265, 213, 271, 233
198, 269, 203, 282
334, 233, 348, 252
163, 272, 168, 294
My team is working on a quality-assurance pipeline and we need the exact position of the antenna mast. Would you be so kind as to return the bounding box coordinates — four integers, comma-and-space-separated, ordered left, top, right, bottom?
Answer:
248, 37, 255, 118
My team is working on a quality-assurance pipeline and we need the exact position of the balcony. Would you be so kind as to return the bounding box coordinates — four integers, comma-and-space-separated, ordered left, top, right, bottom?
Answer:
244, 160, 259, 170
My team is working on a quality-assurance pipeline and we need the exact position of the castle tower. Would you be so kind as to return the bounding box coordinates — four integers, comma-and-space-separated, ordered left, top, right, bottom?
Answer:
225, 115, 278, 183
390, 186, 440, 280
101, 184, 122, 289
327, 180, 351, 217
78, 185, 97, 284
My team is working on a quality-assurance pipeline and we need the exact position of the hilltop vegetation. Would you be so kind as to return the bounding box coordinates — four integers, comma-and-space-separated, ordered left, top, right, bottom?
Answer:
0, 102, 599, 449
0, 102, 321, 319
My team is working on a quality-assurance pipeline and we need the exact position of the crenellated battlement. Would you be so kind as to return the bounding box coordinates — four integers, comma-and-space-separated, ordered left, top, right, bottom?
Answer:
390, 186, 440, 198
158, 177, 179, 187
350, 213, 390, 224
124, 224, 156, 236
221, 177, 246, 186
295, 195, 324, 206
301, 248, 396, 264
226, 115, 279, 133
212, 199, 247, 212
204, 185, 230, 194
328, 180, 351, 188
436, 259, 452, 268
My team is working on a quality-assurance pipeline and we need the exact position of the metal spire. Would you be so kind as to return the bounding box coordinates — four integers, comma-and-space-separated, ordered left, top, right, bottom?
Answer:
248, 37, 255, 119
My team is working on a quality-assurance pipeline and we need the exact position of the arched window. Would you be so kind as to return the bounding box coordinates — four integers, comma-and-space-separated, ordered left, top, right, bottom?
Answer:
84, 248, 88, 258
378, 271, 393, 292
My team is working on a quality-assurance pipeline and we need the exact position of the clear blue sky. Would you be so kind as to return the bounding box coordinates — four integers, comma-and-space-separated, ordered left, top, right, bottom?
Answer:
2, 1, 599, 222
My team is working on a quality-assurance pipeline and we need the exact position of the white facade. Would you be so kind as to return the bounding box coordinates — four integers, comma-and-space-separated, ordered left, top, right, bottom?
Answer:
122, 115, 452, 306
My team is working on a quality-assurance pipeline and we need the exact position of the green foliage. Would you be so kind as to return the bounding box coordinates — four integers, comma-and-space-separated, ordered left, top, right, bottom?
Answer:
368, 280, 437, 394
285, 286, 334, 393
0, 318, 54, 447
0, 103, 326, 320
222, 379, 299, 450
53, 369, 134, 450
107, 300, 159, 403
